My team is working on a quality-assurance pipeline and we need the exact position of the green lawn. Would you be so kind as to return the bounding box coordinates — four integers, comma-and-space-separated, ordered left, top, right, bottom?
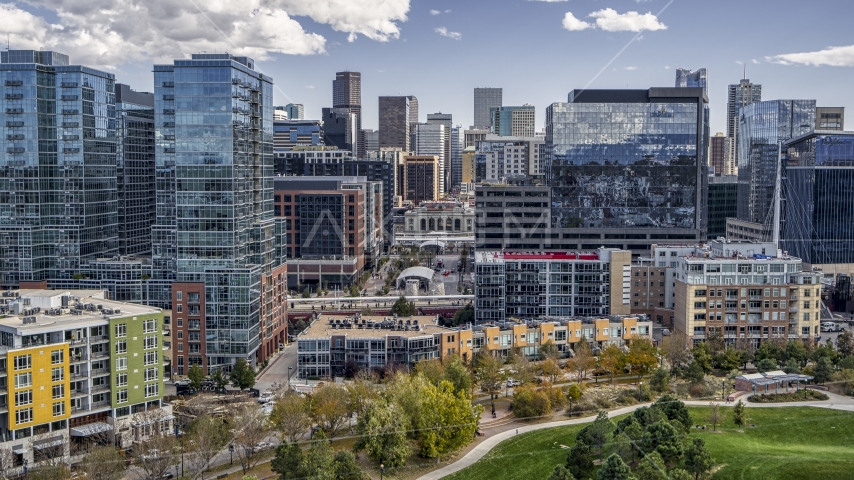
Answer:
446, 407, 854, 480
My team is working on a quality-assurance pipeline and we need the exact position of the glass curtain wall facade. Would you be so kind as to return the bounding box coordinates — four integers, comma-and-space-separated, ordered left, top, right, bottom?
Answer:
0, 50, 117, 288
546, 88, 709, 240
675, 68, 708, 96
474, 88, 502, 130
782, 132, 854, 267
737, 100, 815, 224
153, 54, 279, 368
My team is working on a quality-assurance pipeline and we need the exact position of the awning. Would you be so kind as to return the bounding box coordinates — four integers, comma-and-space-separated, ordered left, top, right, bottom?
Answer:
12, 446, 26, 455
133, 415, 174, 427
33, 438, 65, 450
70, 422, 113, 436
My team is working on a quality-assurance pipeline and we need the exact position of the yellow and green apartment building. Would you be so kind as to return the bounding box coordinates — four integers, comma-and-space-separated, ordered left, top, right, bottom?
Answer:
0, 289, 170, 469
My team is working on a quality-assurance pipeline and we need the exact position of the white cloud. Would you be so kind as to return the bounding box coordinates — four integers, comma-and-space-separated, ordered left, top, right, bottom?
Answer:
751, 59, 760, 64
766, 45, 854, 67
624, 66, 638, 70
562, 12, 592, 31
735, 60, 745, 65
445, 9, 451, 13
305, 84, 315, 89
588, 8, 666, 32
664, 65, 671, 70
0, 0, 410, 68
430, 9, 441, 15
434, 26, 461, 40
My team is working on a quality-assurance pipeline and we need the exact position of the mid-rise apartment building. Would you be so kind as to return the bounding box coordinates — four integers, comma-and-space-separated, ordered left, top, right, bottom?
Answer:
474, 184, 552, 251
402, 156, 441, 204
476, 135, 545, 183
490, 105, 535, 137
672, 240, 822, 345
474, 248, 632, 324
273, 120, 322, 150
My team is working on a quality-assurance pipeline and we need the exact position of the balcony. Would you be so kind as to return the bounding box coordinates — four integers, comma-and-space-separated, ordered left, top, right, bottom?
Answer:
162, 81, 174, 87
90, 367, 109, 376
7, 148, 24, 154
89, 335, 108, 343
162, 94, 174, 101
5, 80, 23, 86
62, 135, 80, 141
71, 405, 86, 414
61, 95, 79, 101
62, 122, 80, 128
5, 94, 23, 100
61, 82, 78, 87
725, 307, 738, 313
162, 109, 175, 116
790, 306, 799, 313
163, 122, 175, 128
6, 108, 23, 114
70, 354, 88, 363
91, 384, 110, 393
7, 134, 24, 140
91, 400, 110, 409
63, 148, 80, 154
91, 350, 109, 359
61, 109, 79, 115
6, 121, 24, 127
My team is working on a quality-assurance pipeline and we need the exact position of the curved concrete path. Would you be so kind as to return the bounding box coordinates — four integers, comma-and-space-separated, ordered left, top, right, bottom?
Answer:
417, 390, 854, 480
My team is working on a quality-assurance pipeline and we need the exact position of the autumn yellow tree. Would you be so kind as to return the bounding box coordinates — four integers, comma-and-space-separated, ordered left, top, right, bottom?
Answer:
567, 341, 596, 384
598, 344, 626, 384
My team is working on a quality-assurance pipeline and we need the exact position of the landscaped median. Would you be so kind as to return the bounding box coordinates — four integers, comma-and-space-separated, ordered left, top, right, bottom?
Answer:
748, 389, 829, 403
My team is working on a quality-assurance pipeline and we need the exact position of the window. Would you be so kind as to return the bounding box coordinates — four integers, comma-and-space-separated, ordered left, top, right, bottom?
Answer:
117, 389, 128, 404
16, 408, 32, 424
117, 357, 127, 371
15, 390, 32, 406
177, 318, 183, 327
144, 319, 157, 333
144, 352, 158, 366
145, 383, 159, 398
115, 324, 126, 338
52, 384, 65, 399
14, 354, 31, 370
51, 350, 64, 364
51, 367, 64, 382
14, 372, 32, 388
116, 373, 128, 387
53, 402, 65, 417
144, 336, 158, 349
116, 340, 127, 354
176, 291, 182, 301
176, 305, 183, 313
145, 367, 158, 381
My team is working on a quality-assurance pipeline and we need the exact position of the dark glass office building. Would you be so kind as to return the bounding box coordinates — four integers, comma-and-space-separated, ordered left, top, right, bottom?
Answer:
546, 88, 709, 251
782, 131, 854, 272
706, 175, 738, 239
737, 100, 815, 224
0, 50, 117, 288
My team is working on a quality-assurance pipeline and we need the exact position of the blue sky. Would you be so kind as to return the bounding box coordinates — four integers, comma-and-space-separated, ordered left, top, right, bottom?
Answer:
4, 0, 854, 134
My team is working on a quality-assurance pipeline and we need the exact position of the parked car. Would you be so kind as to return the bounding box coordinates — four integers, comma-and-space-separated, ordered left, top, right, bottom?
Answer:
252, 441, 274, 453
506, 379, 520, 387
257, 391, 274, 404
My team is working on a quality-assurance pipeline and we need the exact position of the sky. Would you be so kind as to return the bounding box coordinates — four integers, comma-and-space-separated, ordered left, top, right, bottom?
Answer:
3, 0, 854, 134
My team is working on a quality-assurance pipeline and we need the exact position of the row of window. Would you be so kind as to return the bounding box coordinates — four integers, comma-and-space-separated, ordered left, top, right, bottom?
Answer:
116, 383, 159, 403
15, 402, 65, 425
13, 350, 64, 371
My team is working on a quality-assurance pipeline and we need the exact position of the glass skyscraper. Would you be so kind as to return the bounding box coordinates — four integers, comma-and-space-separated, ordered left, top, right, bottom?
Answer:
782, 131, 854, 271
675, 68, 708, 97
546, 88, 709, 247
737, 100, 815, 224
474, 87, 502, 129
0, 50, 117, 288
153, 54, 286, 372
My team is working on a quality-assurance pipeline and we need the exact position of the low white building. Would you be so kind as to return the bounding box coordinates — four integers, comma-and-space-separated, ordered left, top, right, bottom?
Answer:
403, 201, 474, 235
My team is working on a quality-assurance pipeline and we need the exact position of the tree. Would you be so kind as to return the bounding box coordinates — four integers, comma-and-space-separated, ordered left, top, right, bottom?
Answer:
384, 373, 429, 438
271, 443, 305, 480
715, 348, 744, 372
837, 330, 854, 358
513, 385, 551, 418
661, 333, 692, 375
271, 391, 311, 443
732, 399, 746, 428
354, 400, 411, 468
597, 453, 633, 480
443, 354, 472, 394
415, 359, 446, 386
418, 380, 483, 460
599, 344, 626, 384
643, 420, 682, 465
211, 369, 229, 390
706, 402, 724, 432
233, 404, 272, 475
784, 339, 809, 366
691, 342, 713, 373
626, 338, 659, 381
783, 358, 801, 374
332, 450, 368, 480
565, 441, 594, 480
130, 433, 177, 480
25, 461, 68, 480
814, 357, 833, 384
390, 296, 415, 316
184, 414, 230, 480
566, 384, 583, 416
541, 357, 563, 384
547, 465, 577, 480
512, 352, 536, 385
583, 411, 615, 462
653, 395, 692, 434
683, 438, 714, 480
540, 340, 561, 360
567, 341, 596, 384
650, 367, 670, 393
302, 287, 311, 298
620, 417, 645, 464
345, 376, 380, 418
79, 445, 127, 480
473, 352, 505, 411
755, 358, 777, 373
188, 363, 205, 390
635, 450, 668, 480
230, 358, 256, 390
668, 469, 694, 480
310, 384, 350, 437
684, 360, 705, 385
303, 430, 335, 478
449, 304, 474, 327
612, 432, 634, 464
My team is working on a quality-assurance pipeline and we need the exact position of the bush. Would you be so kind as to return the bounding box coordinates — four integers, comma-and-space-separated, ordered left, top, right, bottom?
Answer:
593, 397, 613, 409
748, 389, 828, 403
513, 386, 551, 419
547, 386, 567, 410
567, 401, 597, 418
689, 384, 707, 398
616, 388, 639, 405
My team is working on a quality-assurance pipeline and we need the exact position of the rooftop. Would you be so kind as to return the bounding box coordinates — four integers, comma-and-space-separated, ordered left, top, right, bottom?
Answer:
300, 314, 449, 339
475, 250, 606, 262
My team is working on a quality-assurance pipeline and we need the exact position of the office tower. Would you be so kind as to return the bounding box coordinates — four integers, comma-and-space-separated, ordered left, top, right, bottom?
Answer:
450, 126, 462, 189
285, 103, 304, 120
816, 107, 844, 131
273, 107, 288, 120
782, 131, 854, 277
153, 53, 287, 371
474, 248, 632, 322
490, 105, 536, 137
408, 95, 419, 151
115, 84, 156, 256
0, 50, 117, 289
416, 124, 446, 194
727, 78, 762, 172
379, 96, 412, 150
322, 107, 356, 155
709, 132, 727, 175
474, 184, 551, 251
476, 135, 545, 183
462, 146, 476, 184
546, 88, 709, 252
274, 176, 382, 288
333, 72, 363, 157
363, 129, 379, 154
474, 87, 502, 129
403, 156, 441, 204
675, 68, 708, 96
427, 113, 453, 191
707, 175, 738, 239
737, 99, 815, 224
464, 128, 489, 148
273, 119, 323, 149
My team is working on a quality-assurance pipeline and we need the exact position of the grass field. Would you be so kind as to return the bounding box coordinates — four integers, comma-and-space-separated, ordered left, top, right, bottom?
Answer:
446, 407, 854, 480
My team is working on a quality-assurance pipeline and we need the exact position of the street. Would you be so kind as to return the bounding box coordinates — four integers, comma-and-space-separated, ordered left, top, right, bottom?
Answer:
255, 343, 299, 393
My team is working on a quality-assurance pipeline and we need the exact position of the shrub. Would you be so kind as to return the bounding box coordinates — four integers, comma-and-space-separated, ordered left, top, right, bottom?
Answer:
689, 384, 707, 398
748, 390, 829, 403
594, 397, 613, 409
513, 386, 551, 419
616, 389, 638, 405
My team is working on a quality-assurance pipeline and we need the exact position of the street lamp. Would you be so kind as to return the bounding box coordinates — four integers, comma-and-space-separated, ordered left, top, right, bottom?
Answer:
722, 380, 726, 400
229, 444, 234, 465
380, 463, 385, 480
288, 366, 293, 388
